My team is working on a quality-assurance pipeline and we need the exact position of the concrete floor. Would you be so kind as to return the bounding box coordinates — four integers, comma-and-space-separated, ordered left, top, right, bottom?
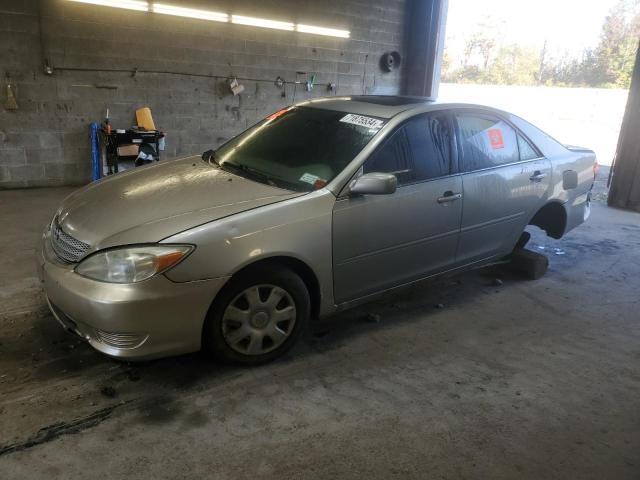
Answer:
1, 173, 639, 479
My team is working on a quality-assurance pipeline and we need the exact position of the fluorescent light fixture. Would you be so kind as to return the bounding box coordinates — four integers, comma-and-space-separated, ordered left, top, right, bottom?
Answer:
152, 3, 227, 22
68, 0, 150, 12
296, 24, 350, 38
232, 15, 294, 31
67, 1, 350, 38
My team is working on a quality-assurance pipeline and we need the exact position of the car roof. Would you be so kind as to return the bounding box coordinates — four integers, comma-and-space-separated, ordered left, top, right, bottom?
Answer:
298, 95, 504, 119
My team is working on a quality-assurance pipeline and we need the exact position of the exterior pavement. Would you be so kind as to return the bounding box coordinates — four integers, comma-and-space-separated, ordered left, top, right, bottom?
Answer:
0, 170, 639, 479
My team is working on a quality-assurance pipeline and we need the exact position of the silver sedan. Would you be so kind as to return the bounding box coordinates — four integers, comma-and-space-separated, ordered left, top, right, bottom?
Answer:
37, 96, 596, 364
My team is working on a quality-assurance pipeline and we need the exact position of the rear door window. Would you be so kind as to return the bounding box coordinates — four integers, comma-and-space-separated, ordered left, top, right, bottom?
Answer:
364, 113, 453, 185
517, 134, 540, 160
456, 113, 519, 172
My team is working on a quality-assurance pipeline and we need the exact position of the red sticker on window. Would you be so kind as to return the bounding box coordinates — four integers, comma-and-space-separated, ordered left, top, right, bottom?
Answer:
488, 128, 504, 149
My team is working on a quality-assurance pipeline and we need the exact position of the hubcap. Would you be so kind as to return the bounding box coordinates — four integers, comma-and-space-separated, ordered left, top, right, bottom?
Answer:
251, 311, 270, 329
221, 284, 297, 356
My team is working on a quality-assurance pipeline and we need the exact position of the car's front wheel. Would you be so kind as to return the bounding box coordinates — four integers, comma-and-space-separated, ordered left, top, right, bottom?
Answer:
203, 265, 310, 364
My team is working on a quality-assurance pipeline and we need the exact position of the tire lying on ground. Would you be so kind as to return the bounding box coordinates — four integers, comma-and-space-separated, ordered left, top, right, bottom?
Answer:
509, 247, 549, 280
203, 264, 310, 365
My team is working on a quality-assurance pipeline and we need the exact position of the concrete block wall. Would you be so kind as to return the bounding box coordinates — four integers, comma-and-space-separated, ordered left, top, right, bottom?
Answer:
0, 0, 407, 188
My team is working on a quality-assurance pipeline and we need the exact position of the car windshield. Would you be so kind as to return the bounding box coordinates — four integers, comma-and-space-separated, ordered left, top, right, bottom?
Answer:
213, 106, 385, 192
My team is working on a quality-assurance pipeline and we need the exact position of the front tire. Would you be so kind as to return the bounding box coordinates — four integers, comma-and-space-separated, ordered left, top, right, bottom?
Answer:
203, 265, 310, 365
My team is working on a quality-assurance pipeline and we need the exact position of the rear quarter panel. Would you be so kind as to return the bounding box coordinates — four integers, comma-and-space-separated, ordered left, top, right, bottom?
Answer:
509, 113, 595, 234
554, 148, 596, 232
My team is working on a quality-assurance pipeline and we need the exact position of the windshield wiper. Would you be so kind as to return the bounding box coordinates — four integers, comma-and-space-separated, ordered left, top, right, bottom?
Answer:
222, 162, 274, 184
221, 161, 306, 190
213, 160, 307, 191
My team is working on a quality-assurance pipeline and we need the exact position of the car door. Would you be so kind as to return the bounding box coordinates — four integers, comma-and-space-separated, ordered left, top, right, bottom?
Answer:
332, 112, 463, 304
454, 111, 552, 265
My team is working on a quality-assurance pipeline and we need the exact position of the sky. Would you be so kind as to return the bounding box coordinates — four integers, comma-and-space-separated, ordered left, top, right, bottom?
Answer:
444, 0, 622, 61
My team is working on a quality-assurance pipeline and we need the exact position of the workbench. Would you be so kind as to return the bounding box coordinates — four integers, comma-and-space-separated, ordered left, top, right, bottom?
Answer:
100, 129, 163, 175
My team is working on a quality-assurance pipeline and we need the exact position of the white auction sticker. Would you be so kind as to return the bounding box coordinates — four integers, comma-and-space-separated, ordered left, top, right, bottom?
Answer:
340, 114, 385, 130
300, 172, 320, 184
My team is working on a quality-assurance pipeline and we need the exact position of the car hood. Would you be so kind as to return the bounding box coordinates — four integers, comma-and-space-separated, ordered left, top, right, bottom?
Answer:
55, 156, 303, 250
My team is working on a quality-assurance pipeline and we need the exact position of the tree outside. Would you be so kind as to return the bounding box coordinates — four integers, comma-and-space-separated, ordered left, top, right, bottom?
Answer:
442, 0, 640, 88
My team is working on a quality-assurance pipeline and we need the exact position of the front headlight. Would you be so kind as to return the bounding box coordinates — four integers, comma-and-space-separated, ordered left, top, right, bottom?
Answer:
75, 245, 194, 283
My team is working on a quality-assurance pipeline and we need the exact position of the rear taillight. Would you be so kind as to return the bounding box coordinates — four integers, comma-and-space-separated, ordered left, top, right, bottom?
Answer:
593, 161, 599, 179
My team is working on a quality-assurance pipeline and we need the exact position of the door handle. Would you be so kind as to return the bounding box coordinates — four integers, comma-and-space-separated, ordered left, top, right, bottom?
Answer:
437, 191, 463, 204
529, 171, 547, 182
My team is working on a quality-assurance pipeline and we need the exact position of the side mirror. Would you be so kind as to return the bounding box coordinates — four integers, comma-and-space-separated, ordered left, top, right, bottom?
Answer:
349, 172, 397, 196
202, 149, 216, 162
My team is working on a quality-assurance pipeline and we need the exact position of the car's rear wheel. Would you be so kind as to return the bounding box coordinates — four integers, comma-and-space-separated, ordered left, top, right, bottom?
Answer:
203, 265, 310, 364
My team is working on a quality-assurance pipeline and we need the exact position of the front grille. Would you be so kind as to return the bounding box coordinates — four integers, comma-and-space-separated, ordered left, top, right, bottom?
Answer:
95, 329, 148, 350
50, 219, 91, 263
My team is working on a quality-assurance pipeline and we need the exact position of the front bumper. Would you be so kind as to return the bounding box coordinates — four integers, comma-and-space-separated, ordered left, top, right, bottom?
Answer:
37, 233, 230, 360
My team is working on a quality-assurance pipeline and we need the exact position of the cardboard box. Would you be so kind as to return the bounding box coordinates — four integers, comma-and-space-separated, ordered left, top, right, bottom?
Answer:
117, 144, 139, 157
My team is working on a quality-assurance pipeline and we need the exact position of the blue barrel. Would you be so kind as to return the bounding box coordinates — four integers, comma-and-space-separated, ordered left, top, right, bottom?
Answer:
89, 122, 101, 181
